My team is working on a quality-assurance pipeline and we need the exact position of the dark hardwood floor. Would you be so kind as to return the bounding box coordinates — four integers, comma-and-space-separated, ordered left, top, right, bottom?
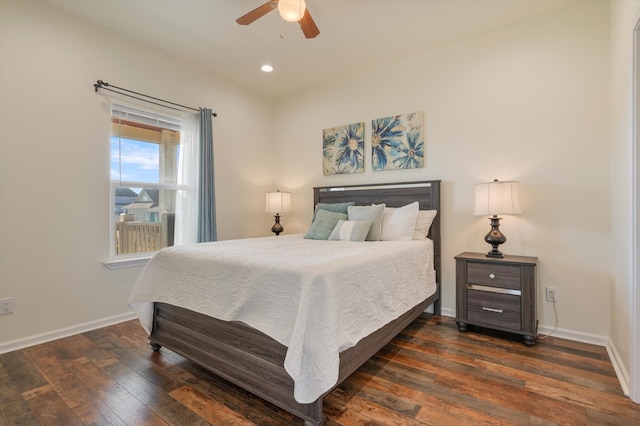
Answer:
1, 315, 638, 425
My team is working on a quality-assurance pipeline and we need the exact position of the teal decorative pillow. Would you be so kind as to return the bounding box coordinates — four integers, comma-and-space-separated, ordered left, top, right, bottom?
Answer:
347, 204, 385, 241
329, 220, 373, 242
304, 209, 348, 240
312, 202, 355, 222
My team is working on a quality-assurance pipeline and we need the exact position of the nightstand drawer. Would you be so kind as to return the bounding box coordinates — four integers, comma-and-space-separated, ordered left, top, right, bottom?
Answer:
467, 290, 521, 330
467, 262, 521, 290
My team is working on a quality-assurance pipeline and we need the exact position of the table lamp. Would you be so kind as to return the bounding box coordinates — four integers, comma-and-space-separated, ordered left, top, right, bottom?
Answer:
474, 180, 522, 258
265, 190, 291, 236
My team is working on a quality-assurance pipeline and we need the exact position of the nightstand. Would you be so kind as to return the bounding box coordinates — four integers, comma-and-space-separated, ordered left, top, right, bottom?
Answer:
455, 252, 538, 346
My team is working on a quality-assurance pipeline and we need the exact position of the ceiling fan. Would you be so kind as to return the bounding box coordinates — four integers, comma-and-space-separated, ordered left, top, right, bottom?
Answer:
236, 0, 320, 39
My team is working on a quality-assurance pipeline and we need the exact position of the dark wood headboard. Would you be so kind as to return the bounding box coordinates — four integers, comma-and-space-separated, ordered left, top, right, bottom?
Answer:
313, 180, 442, 313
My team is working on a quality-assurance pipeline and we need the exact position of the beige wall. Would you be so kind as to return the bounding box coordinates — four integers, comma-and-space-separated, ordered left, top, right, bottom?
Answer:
273, 2, 612, 338
0, 1, 276, 345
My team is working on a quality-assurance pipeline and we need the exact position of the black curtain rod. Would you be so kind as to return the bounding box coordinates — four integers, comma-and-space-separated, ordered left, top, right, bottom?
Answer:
93, 80, 217, 117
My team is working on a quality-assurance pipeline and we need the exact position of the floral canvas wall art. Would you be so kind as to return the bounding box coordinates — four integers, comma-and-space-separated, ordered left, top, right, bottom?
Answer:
322, 122, 365, 175
371, 111, 424, 171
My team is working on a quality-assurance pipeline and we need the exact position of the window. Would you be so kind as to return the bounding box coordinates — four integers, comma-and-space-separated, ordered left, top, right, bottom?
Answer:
110, 105, 180, 257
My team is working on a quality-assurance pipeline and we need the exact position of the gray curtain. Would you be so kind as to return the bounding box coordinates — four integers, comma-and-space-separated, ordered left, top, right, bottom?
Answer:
197, 108, 217, 242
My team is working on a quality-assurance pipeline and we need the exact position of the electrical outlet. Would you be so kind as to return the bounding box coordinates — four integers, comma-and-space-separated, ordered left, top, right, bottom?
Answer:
0, 297, 14, 315
546, 287, 558, 303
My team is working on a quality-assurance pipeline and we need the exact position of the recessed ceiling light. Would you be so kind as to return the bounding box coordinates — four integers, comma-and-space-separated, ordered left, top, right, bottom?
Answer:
261, 64, 274, 73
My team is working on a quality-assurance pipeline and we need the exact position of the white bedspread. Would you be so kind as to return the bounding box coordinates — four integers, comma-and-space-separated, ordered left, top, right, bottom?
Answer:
128, 234, 436, 403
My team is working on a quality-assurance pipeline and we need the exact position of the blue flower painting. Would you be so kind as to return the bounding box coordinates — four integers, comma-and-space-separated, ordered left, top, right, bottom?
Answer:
323, 122, 365, 175
371, 111, 424, 171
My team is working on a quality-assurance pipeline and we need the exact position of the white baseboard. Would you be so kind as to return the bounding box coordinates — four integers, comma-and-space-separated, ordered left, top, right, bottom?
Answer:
441, 307, 456, 318
606, 338, 631, 397
0, 311, 138, 354
537, 324, 609, 346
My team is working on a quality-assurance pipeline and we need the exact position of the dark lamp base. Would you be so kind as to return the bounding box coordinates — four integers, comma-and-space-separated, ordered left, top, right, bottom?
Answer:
271, 214, 283, 236
486, 248, 504, 258
484, 215, 506, 258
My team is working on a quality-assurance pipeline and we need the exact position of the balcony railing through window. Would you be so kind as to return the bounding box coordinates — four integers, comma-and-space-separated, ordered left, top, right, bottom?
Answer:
114, 213, 174, 255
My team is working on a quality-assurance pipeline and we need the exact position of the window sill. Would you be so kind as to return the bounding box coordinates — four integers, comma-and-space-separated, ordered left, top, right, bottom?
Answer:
103, 254, 154, 270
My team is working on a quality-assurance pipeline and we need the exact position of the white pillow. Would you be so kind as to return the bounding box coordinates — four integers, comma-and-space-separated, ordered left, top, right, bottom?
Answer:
347, 204, 385, 241
329, 220, 372, 241
413, 210, 437, 240
380, 202, 419, 241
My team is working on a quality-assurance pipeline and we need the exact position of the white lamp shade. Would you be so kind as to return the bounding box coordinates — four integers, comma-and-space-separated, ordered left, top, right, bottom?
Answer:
265, 191, 292, 215
474, 181, 522, 216
278, 0, 306, 22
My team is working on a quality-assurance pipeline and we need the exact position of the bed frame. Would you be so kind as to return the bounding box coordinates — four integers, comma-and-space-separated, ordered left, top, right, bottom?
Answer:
149, 180, 441, 425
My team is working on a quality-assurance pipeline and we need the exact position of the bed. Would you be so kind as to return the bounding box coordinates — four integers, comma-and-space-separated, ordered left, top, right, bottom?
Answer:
128, 180, 441, 425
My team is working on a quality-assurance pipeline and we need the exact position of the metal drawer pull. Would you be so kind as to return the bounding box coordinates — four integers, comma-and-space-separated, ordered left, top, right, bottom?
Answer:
467, 284, 521, 296
482, 307, 503, 313
489, 273, 495, 279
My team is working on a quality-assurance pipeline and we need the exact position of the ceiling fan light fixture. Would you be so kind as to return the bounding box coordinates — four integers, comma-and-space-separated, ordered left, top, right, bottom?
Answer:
278, 0, 306, 22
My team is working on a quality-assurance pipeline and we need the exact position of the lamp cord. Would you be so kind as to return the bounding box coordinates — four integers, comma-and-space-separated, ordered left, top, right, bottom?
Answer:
537, 299, 559, 339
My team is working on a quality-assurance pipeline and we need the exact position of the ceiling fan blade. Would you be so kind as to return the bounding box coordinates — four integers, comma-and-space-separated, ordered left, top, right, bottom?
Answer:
236, 0, 278, 25
299, 9, 320, 38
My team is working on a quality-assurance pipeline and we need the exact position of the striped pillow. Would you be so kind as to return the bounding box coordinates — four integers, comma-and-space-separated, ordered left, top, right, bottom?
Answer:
329, 220, 373, 242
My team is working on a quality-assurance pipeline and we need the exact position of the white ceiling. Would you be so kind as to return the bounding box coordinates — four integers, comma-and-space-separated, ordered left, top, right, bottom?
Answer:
46, 0, 584, 98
